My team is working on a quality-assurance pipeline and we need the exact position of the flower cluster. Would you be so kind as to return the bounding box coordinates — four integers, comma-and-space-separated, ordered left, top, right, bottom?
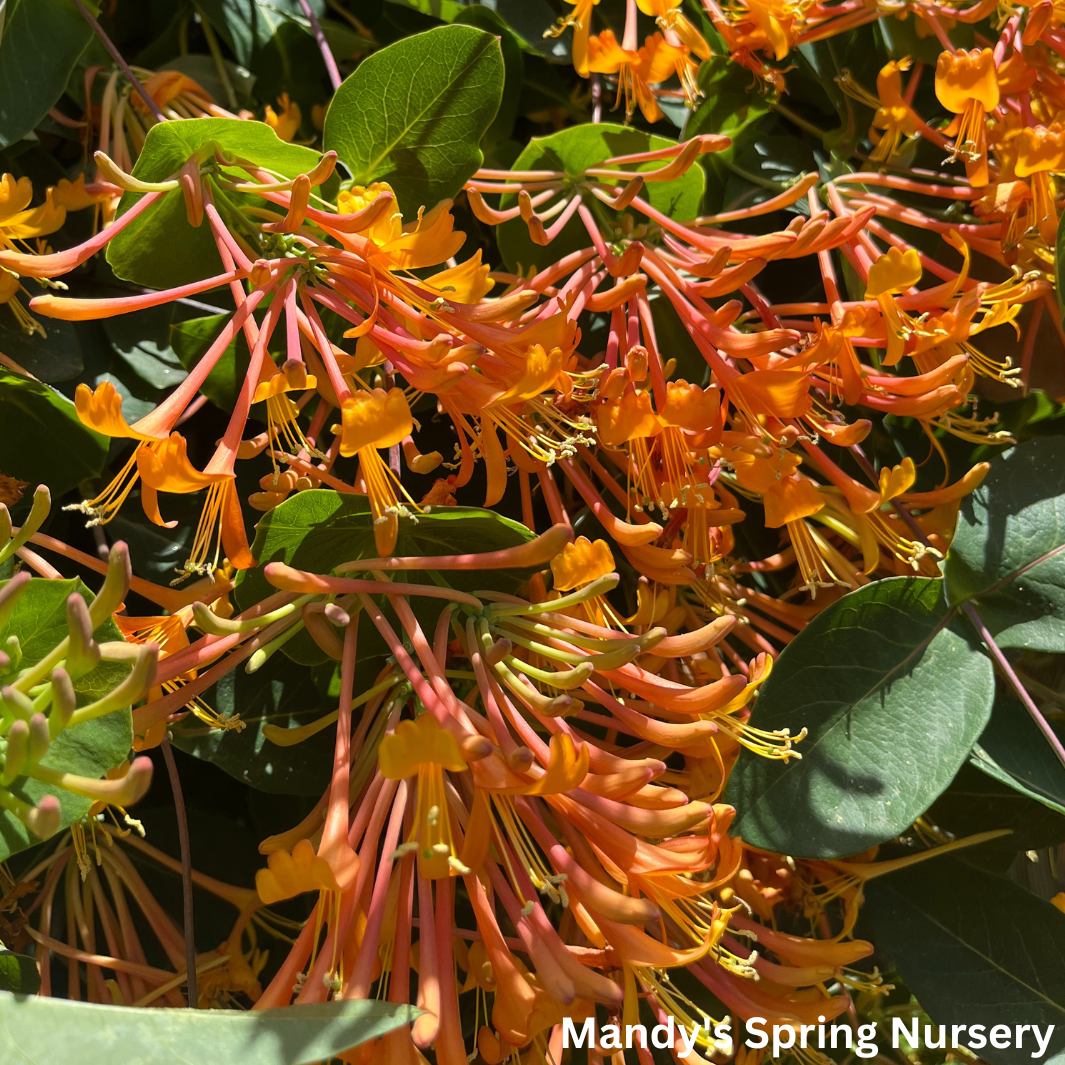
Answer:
0, 0, 1054, 1054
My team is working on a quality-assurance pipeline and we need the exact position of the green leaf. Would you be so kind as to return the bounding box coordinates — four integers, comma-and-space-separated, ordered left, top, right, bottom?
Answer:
971, 691, 1065, 818
454, 7, 523, 146
382, 0, 570, 59
930, 688, 1065, 856
0, 316, 82, 384
103, 306, 188, 392
0, 952, 39, 995
0, 370, 108, 498
865, 859, 1065, 1065
237, 488, 535, 603
684, 55, 770, 142
944, 437, 1065, 651
723, 133, 817, 215
169, 312, 250, 412
474, 0, 570, 60
106, 494, 195, 583
0, 578, 132, 860
880, 12, 973, 65
171, 653, 336, 795
0, 992, 416, 1065
323, 25, 504, 216
517, 55, 582, 118
497, 123, 705, 273
235, 491, 536, 663
0, 0, 96, 149
196, 0, 327, 67
724, 577, 995, 858
106, 117, 325, 290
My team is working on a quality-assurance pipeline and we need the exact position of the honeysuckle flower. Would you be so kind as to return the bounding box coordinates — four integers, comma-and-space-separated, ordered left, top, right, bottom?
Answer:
119, 523, 877, 1054
1012, 122, 1065, 243
543, 0, 601, 76
585, 32, 687, 123
840, 57, 919, 163
0, 173, 66, 335
264, 93, 301, 142
935, 47, 999, 186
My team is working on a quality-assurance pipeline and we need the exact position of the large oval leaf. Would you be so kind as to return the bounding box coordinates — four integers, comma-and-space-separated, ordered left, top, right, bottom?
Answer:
234, 490, 536, 663
944, 437, 1065, 651
171, 653, 337, 795
0, 371, 108, 499
106, 117, 325, 290
929, 693, 1065, 859
0, 0, 95, 149
972, 690, 1065, 817
0, 317, 82, 383
683, 55, 771, 142
724, 577, 995, 858
0, 992, 416, 1065
195, 0, 327, 67
323, 25, 504, 216
496, 123, 706, 273
866, 859, 1065, 1065
0, 578, 132, 860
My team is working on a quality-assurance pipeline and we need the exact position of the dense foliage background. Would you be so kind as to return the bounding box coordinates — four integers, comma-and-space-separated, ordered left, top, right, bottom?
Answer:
2, 0, 1065, 1063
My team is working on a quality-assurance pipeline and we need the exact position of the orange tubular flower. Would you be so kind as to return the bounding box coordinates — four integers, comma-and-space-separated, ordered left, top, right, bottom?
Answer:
544, 0, 602, 76
586, 32, 686, 124
729, 0, 804, 61
264, 93, 302, 142
1013, 122, 1065, 243
870, 58, 918, 163
638, 0, 711, 58
935, 48, 1000, 186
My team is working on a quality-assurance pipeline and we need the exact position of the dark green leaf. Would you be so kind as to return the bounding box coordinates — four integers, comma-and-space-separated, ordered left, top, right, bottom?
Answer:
170, 653, 336, 795
0, 952, 39, 995
724, 577, 995, 858
0, 578, 132, 860
517, 56, 582, 118
169, 312, 250, 412
880, 12, 973, 65
971, 691, 1065, 817
721, 133, 817, 216
497, 123, 705, 273
454, 6, 523, 146
103, 306, 188, 391
684, 55, 770, 142
474, 0, 569, 60
236, 489, 536, 609
930, 687, 1065, 856
0, 316, 82, 383
0, 0, 95, 149
323, 25, 504, 216
0, 371, 108, 498
106, 492, 196, 583
106, 117, 325, 289
0, 992, 417, 1065
865, 859, 1065, 1065
383, 0, 570, 59
928, 762, 1065, 860
944, 437, 1065, 651
195, 0, 327, 67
